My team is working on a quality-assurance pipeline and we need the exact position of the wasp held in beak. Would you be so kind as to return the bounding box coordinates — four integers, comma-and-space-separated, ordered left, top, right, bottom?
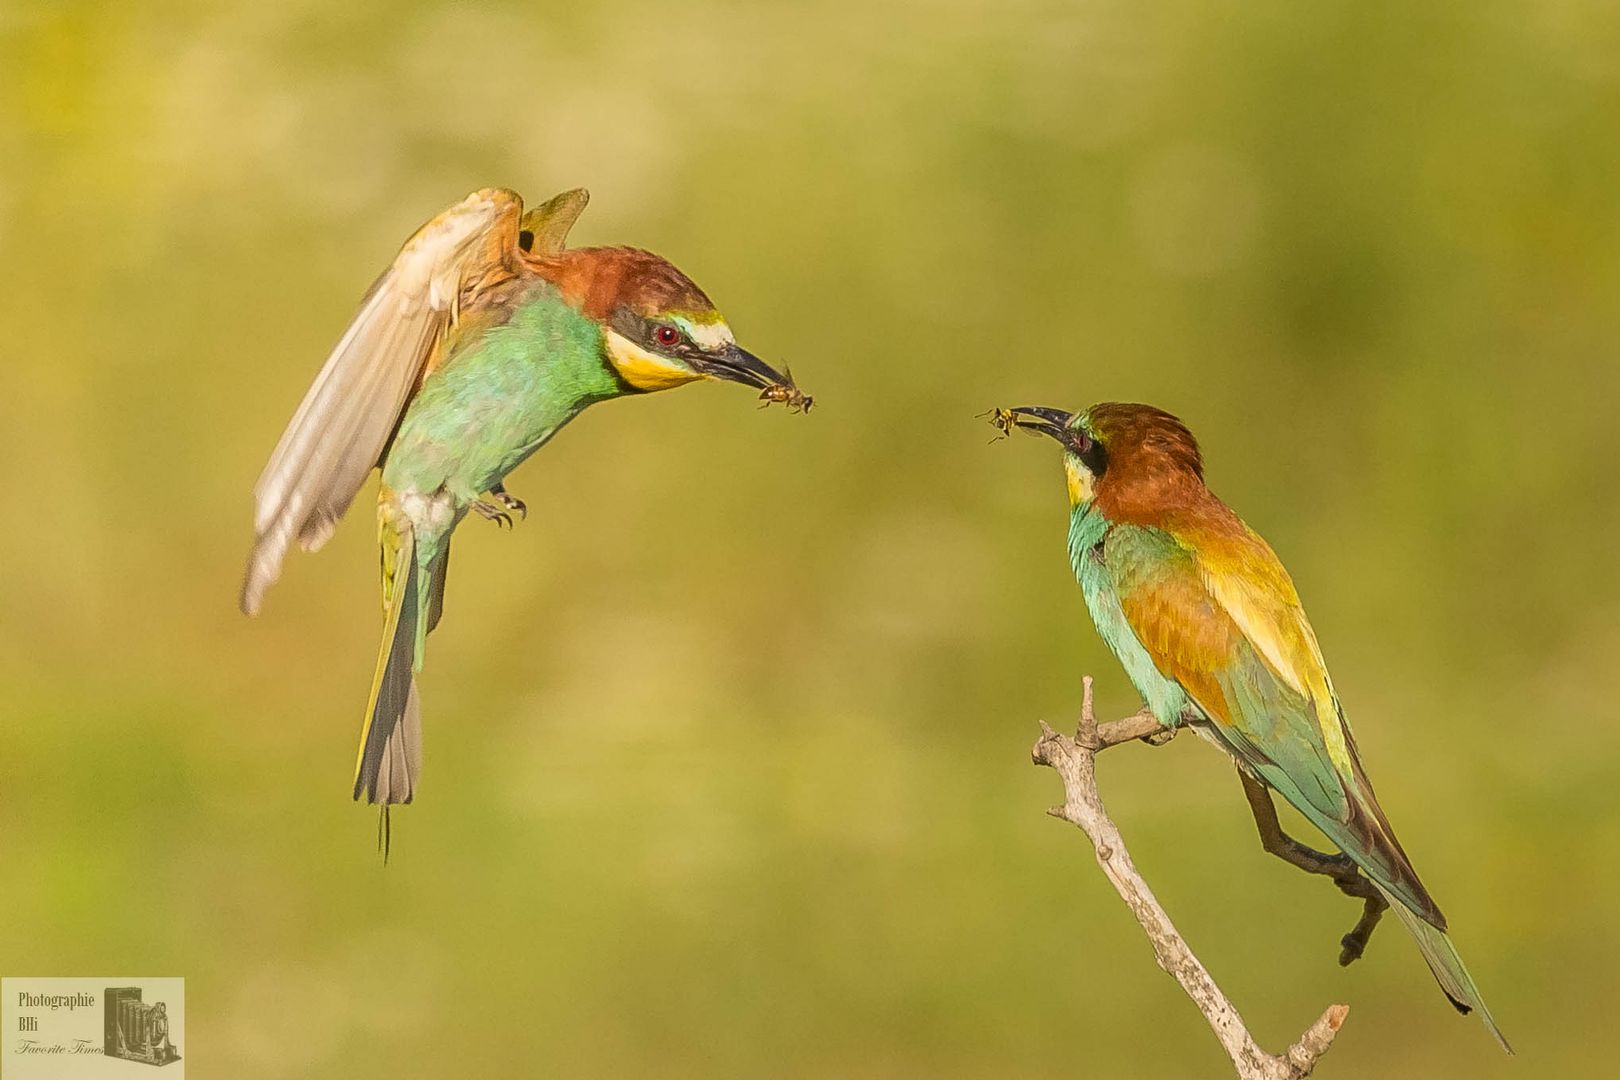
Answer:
988, 405, 1081, 447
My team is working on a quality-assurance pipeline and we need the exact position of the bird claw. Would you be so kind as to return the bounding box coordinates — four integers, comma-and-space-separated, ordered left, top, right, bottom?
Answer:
493, 490, 527, 519
471, 501, 513, 529
474, 485, 526, 526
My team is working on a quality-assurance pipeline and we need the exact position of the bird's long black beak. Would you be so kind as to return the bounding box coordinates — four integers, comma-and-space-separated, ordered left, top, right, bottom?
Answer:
1007, 406, 1076, 442
694, 343, 793, 391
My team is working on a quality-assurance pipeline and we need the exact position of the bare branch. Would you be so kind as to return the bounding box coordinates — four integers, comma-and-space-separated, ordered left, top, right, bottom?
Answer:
1033, 676, 1348, 1080
1092, 706, 1173, 749
1091, 702, 1391, 965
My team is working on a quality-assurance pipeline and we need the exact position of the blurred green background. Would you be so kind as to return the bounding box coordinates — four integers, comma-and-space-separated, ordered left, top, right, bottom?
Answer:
3, 1, 1617, 1076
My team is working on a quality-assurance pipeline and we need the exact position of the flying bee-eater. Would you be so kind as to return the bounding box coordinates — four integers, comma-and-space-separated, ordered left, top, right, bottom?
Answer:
997, 401, 1508, 1051
241, 187, 806, 816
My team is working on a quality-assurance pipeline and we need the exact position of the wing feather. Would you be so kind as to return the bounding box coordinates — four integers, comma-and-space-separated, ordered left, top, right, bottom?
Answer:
1107, 520, 1442, 924
520, 187, 589, 254
1196, 529, 1359, 782
241, 188, 526, 614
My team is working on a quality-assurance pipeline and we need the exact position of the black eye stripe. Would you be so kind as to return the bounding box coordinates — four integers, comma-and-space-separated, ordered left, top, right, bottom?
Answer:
609, 308, 698, 353
1076, 436, 1109, 477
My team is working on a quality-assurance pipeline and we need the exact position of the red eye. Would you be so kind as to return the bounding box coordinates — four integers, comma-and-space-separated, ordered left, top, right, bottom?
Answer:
653, 325, 681, 347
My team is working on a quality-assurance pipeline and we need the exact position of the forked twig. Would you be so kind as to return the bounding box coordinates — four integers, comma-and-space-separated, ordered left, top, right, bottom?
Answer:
1032, 677, 1349, 1079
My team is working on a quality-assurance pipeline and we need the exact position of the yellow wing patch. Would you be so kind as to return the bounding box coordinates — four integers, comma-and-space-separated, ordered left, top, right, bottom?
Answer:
1194, 527, 1353, 777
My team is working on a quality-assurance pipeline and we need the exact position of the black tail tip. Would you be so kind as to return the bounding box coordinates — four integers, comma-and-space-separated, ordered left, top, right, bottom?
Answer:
375, 805, 393, 865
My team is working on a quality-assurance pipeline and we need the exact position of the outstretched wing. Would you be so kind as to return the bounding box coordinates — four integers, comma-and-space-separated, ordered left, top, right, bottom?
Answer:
241, 188, 536, 614
1105, 519, 1443, 927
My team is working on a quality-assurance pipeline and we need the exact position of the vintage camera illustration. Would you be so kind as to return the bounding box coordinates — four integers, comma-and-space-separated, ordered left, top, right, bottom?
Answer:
104, 987, 181, 1067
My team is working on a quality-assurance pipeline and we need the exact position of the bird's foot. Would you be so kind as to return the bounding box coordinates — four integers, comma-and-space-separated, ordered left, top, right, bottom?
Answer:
470, 500, 513, 529
1338, 894, 1390, 966
1239, 771, 1390, 964
490, 483, 527, 519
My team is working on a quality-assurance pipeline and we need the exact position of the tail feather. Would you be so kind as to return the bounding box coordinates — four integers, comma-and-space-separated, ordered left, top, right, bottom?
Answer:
1235, 748, 1510, 1050
354, 526, 421, 805
425, 544, 451, 635
1376, 882, 1512, 1053
369, 681, 421, 804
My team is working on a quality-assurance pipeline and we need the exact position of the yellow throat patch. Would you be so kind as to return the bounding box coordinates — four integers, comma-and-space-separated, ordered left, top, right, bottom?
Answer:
604, 330, 704, 392
1065, 455, 1095, 505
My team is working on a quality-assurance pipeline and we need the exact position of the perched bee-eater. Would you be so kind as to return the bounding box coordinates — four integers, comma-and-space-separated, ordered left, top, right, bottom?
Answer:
242, 187, 805, 814
999, 402, 1507, 1051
